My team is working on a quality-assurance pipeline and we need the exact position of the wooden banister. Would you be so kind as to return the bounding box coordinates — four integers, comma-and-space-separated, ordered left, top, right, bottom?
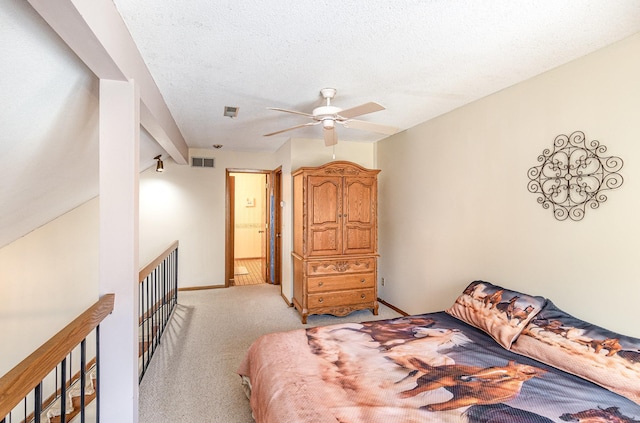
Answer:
139, 240, 179, 283
0, 294, 115, 418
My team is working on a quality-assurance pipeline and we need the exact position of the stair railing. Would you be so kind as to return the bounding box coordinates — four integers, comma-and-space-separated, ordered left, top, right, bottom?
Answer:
138, 241, 179, 382
0, 294, 115, 423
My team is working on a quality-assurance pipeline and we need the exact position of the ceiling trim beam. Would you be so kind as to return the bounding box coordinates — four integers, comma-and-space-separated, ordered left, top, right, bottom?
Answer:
27, 0, 189, 164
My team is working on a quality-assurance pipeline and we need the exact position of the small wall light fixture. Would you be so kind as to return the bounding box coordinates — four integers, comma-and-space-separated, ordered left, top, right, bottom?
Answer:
154, 155, 164, 172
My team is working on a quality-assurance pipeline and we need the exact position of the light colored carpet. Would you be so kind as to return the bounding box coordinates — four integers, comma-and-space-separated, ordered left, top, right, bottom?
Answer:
138, 283, 402, 422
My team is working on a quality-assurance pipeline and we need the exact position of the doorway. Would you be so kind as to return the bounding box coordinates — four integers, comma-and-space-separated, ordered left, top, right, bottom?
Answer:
225, 168, 282, 288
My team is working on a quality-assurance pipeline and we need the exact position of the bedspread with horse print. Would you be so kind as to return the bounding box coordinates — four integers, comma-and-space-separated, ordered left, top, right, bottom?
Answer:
238, 312, 640, 423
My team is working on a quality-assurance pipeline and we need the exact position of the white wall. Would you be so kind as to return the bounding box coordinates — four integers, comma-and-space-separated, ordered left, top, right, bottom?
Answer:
376, 33, 640, 337
0, 199, 99, 376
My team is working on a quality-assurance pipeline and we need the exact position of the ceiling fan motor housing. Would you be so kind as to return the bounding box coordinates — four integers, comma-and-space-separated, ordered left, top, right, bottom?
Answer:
313, 105, 342, 120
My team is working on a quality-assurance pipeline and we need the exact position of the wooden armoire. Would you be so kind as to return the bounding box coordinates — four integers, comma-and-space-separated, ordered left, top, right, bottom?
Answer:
291, 161, 380, 323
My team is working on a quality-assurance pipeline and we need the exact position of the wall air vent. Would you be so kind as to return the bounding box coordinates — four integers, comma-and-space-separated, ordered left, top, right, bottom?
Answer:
191, 157, 215, 168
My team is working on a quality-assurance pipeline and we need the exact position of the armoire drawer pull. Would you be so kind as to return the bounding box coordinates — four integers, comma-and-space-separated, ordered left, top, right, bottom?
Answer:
360, 278, 365, 283
318, 297, 324, 303
361, 293, 366, 299
318, 281, 324, 287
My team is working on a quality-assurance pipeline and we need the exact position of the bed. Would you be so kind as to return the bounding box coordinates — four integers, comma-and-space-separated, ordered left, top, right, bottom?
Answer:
237, 281, 640, 422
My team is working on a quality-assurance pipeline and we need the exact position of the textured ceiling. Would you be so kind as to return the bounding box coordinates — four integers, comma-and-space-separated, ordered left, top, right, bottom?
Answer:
1, 0, 164, 248
2, 0, 640, 248
112, 0, 640, 152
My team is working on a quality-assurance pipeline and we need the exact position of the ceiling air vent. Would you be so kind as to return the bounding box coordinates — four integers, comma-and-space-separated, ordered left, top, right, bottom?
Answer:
223, 106, 239, 118
191, 157, 215, 168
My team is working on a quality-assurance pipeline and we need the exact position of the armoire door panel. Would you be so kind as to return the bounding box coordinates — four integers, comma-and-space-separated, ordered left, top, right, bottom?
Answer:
309, 227, 340, 256
344, 177, 374, 225
343, 176, 376, 254
344, 227, 374, 254
307, 175, 342, 255
309, 176, 341, 225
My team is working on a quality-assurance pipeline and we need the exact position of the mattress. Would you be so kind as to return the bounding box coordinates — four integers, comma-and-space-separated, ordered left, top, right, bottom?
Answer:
238, 311, 640, 422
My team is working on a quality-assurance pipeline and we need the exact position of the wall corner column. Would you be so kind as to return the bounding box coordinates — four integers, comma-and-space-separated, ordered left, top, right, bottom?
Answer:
99, 78, 140, 423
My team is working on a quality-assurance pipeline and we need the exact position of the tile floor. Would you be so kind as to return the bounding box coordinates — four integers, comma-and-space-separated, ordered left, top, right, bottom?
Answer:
233, 258, 265, 285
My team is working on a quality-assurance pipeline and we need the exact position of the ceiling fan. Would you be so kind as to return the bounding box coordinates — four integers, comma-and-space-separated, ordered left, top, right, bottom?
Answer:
264, 88, 398, 146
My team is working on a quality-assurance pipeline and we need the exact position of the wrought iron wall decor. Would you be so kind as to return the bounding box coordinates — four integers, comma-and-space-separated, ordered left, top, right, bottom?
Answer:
527, 131, 623, 221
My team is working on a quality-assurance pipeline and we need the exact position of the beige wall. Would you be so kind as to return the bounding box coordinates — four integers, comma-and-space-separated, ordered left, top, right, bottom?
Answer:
139, 149, 278, 287
376, 33, 640, 337
11, 34, 636, 379
291, 137, 375, 170
0, 140, 375, 376
0, 199, 99, 376
138, 140, 375, 295
273, 140, 293, 300
140, 139, 374, 299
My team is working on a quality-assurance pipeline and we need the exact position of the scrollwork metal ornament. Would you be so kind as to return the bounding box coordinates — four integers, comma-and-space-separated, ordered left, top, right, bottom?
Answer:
527, 131, 623, 221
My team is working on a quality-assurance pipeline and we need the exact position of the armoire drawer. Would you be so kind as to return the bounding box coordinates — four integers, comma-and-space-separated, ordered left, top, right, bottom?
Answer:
307, 273, 375, 293
307, 258, 376, 277
308, 288, 375, 308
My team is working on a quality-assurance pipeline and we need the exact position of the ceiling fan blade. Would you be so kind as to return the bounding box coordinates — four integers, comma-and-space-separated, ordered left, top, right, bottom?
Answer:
324, 127, 338, 147
338, 102, 385, 119
267, 107, 315, 118
344, 119, 399, 135
263, 121, 319, 137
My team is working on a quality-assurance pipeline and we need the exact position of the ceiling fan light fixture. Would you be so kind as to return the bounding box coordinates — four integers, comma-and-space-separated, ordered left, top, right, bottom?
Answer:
322, 119, 335, 130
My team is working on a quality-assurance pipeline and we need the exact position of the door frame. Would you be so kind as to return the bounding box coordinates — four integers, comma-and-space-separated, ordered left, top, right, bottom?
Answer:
272, 166, 283, 287
225, 168, 281, 287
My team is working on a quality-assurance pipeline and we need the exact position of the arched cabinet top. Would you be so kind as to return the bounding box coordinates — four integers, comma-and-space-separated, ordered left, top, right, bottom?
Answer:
292, 161, 381, 177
